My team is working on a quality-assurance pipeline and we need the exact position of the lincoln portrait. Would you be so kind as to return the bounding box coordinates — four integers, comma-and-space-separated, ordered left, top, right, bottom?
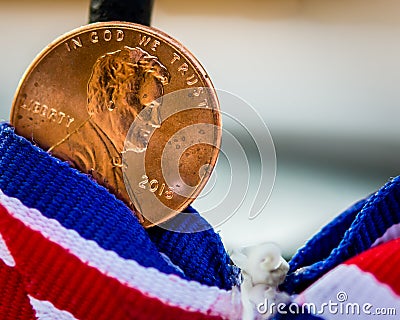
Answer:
53, 46, 170, 199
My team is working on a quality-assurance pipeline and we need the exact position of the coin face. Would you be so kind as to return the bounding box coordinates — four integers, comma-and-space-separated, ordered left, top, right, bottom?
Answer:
11, 22, 221, 227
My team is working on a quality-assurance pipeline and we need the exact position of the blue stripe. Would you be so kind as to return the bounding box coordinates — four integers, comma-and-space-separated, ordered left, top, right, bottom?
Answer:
148, 206, 240, 290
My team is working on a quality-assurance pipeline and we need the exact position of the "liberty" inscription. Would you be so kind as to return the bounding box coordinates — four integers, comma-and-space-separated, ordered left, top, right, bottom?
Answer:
21, 99, 75, 128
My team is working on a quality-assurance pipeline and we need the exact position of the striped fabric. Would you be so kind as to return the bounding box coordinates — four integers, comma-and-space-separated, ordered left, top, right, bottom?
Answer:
273, 177, 400, 320
282, 176, 400, 295
0, 193, 242, 319
293, 239, 400, 319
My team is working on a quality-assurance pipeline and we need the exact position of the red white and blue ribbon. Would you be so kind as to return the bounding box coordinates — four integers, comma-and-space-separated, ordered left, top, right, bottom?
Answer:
0, 192, 242, 319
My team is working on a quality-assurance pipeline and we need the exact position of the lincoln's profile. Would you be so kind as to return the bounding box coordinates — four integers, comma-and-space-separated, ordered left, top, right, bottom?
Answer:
53, 46, 170, 198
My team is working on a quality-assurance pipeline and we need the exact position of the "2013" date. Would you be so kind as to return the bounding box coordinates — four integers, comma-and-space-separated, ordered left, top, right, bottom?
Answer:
138, 175, 174, 200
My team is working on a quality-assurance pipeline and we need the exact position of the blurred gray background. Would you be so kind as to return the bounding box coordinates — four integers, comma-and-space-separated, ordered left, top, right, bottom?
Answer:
1, 0, 399, 256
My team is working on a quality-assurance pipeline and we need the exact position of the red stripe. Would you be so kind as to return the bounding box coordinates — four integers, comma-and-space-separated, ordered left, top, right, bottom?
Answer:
0, 204, 222, 320
344, 237, 400, 296
0, 259, 35, 319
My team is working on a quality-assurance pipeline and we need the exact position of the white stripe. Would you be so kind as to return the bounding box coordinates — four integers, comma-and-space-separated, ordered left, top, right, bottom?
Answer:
372, 222, 400, 247
295, 264, 400, 319
0, 193, 241, 319
0, 232, 15, 267
29, 296, 77, 320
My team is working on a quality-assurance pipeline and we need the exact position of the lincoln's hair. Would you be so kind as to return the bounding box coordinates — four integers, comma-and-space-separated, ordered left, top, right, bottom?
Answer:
87, 46, 169, 115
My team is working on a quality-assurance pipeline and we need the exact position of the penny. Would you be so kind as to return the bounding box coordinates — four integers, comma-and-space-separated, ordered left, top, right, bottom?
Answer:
10, 22, 221, 227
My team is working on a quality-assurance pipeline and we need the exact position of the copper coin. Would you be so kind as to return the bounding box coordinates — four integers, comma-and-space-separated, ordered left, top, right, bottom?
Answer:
10, 22, 221, 227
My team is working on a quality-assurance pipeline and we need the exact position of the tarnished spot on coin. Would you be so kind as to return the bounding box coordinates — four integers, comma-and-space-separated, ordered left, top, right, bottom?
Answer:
10, 22, 221, 227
